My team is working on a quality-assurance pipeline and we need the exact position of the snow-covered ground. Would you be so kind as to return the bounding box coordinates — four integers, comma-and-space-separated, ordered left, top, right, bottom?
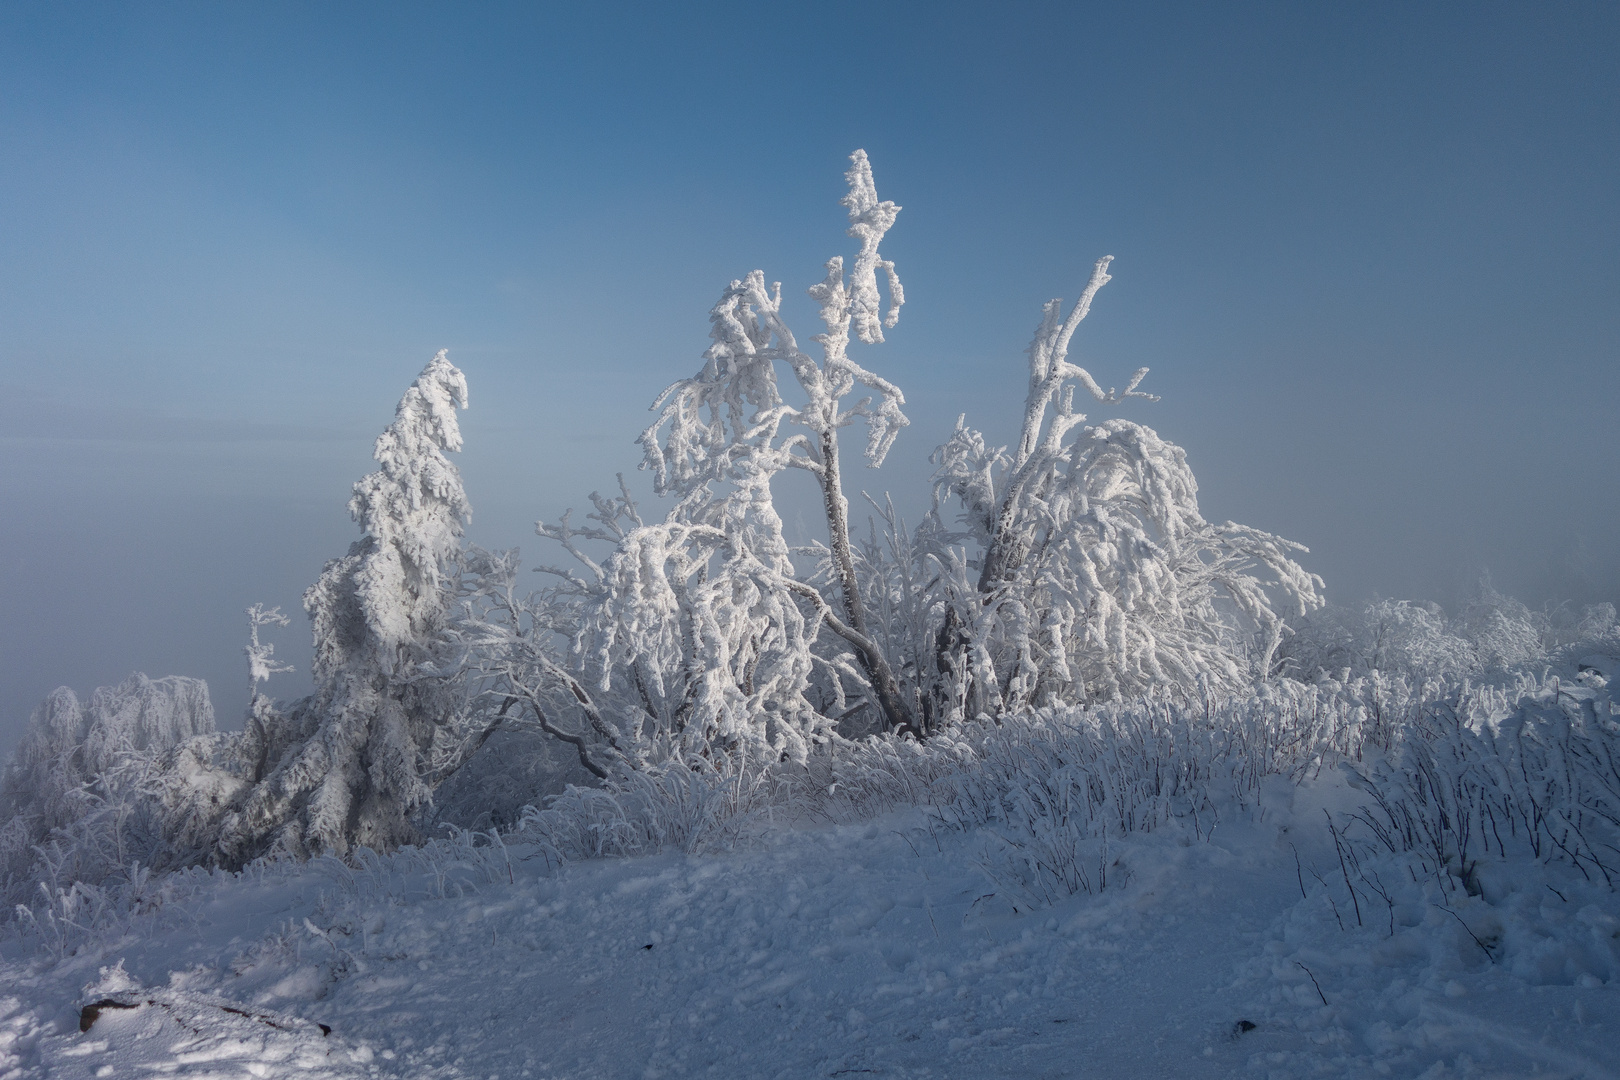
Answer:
4, 764, 1616, 1080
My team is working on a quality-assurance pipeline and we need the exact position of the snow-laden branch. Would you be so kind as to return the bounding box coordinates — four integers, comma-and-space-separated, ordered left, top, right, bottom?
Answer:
243, 604, 293, 699
638, 151, 908, 492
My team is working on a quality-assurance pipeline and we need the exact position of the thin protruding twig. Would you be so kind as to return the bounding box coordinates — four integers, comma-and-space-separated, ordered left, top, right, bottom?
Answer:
1305, 861, 1344, 932
1296, 962, 1328, 1006
1437, 903, 1495, 962
1326, 810, 1363, 928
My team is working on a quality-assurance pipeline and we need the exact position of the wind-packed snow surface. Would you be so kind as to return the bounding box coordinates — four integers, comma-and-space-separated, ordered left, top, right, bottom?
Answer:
4, 761, 1616, 1080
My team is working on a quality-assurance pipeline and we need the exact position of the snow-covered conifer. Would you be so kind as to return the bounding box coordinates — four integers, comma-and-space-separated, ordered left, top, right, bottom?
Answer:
219, 351, 473, 862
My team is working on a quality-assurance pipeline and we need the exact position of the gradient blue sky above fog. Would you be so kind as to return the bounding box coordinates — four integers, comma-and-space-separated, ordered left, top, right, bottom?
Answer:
2, 1, 1616, 748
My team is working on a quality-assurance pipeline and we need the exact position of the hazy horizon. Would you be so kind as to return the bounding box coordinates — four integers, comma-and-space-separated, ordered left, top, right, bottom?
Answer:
3, 2, 1616, 754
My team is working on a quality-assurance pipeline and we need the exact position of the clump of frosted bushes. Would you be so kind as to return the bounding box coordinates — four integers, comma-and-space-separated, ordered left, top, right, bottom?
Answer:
7, 600, 1616, 931
1277, 593, 1617, 684
943, 681, 1363, 905
1347, 671, 1620, 889
0, 675, 226, 913
1261, 660, 1620, 1001
510, 676, 1377, 876
503, 609, 1619, 915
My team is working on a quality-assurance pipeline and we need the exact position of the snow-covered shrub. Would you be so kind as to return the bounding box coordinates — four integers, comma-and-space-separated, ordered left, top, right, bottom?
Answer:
912, 261, 1322, 723
1279, 591, 1619, 685
940, 680, 1366, 907
492, 674, 1376, 903
1555, 600, 1619, 648
832, 209, 1322, 725
218, 351, 482, 863
0, 674, 222, 909
1344, 673, 1620, 890
1278, 599, 1478, 681
797, 729, 976, 820
506, 726, 978, 862
515, 761, 779, 859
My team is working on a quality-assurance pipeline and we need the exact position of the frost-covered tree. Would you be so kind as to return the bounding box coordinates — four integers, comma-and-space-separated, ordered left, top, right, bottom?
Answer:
1277, 599, 1474, 680
219, 351, 475, 862
473, 151, 917, 771
914, 258, 1323, 722
626, 148, 912, 737
1455, 581, 1550, 673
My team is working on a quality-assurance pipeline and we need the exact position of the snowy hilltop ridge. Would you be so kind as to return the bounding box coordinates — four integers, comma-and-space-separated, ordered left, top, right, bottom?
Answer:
4, 664, 1619, 1077
2, 152, 1617, 1077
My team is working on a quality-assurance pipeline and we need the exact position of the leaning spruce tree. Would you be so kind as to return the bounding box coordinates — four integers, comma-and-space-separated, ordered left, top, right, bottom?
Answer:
219, 351, 471, 862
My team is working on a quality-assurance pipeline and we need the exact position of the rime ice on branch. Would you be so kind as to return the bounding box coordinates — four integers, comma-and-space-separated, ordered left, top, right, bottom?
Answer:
243, 604, 293, 701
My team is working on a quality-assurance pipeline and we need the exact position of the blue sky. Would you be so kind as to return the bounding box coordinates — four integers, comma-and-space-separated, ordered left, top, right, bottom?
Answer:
2, 1, 1616, 747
